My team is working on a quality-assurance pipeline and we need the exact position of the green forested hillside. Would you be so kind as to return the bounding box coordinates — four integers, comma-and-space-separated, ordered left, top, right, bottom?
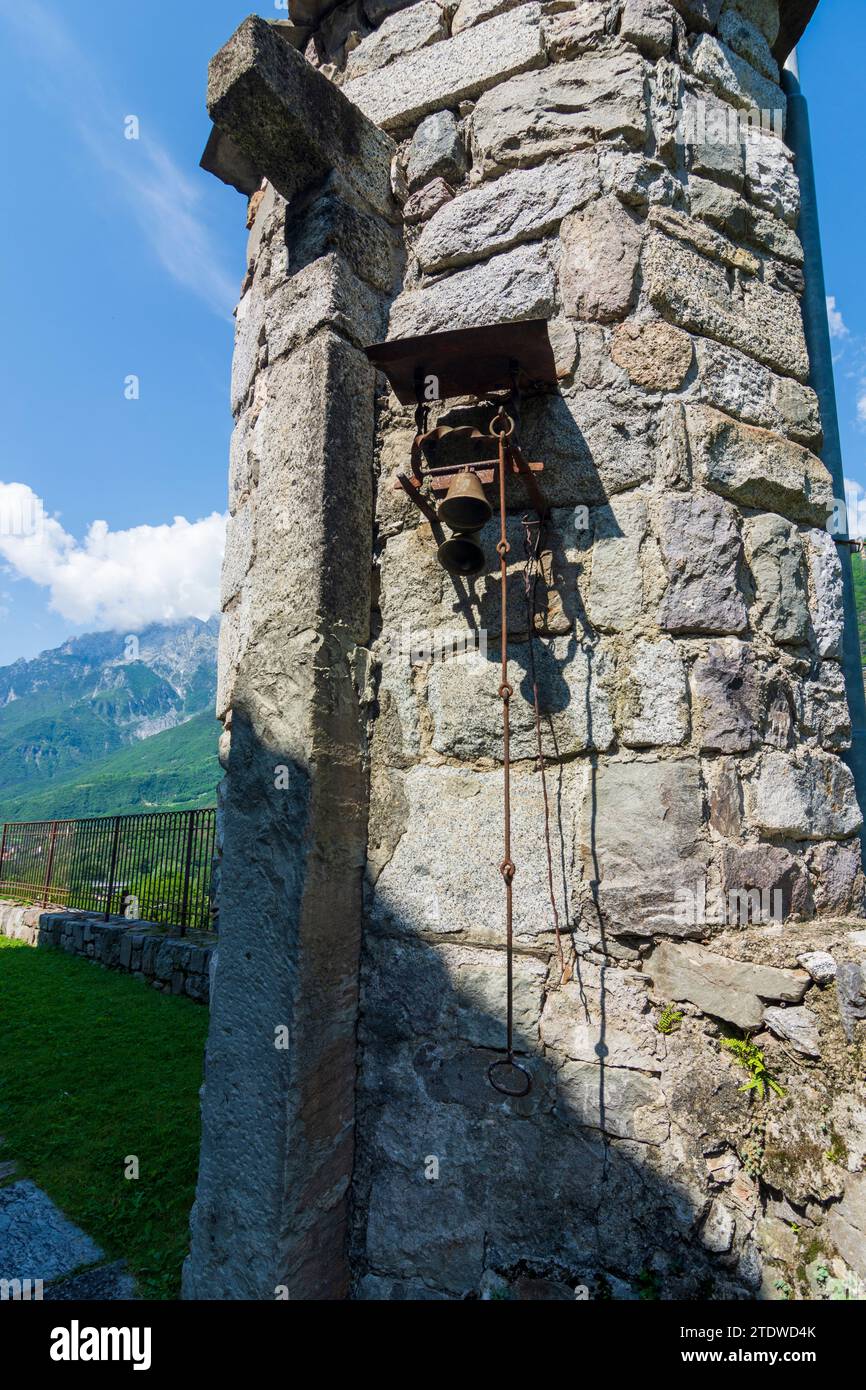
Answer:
0, 710, 220, 823
0, 620, 219, 824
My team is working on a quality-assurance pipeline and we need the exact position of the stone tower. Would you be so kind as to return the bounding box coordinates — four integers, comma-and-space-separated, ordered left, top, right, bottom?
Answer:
185, 0, 866, 1301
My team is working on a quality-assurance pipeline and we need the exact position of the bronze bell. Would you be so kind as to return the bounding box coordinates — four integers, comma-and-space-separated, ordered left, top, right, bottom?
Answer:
437, 471, 492, 533
437, 534, 486, 577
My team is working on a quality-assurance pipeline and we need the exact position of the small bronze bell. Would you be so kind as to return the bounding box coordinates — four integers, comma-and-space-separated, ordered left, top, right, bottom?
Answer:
437, 471, 492, 533
437, 534, 486, 577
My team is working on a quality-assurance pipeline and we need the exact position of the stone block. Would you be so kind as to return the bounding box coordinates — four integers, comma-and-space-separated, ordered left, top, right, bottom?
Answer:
542, 3, 611, 61
690, 35, 786, 125
743, 513, 809, 645
342, 4, 546, 129
809, 840, 863, 915
452, 0, 525, 35
616, 637, 689, 748
643, 230, 809, 382
220, 501, 255, 608
805, 528, 844, 659
520, 388, 655, 507
745, 750, 863, 840
825, 1174, 866, 1280
427, 638, 614, 760
200, 125, 262, 197
206, 14, 395, 219
541, 966, 660, 1062
657, 493, 747, 635
557, 1062, 669, 1143
690, 639, 758, 752
416, 155, 598, 274
611, 319, 694, 391
687, 174, 749, 235
402, 177, 455, 223
470, 48, 648, 178
748, 207, 804, 266
724, 0, 780, 46
690, 339, 821, 448
668, 0, 723, 29
388, 240, 556, 337
677, 91, 745, 189
238, 333, 376, 650
368, 763, 581, 947
743, 127, 800, 227
276, 181, 401, 295
647, 939, 808, 1029
685, 405, 831, 526
406, 110, 466, 190
343, 2, 447, 81
560, 197, 643, 323
719, 841, 812, 918
360, 936, 545, 1047
620, 0, 675, 58
701, 1199, 735, 1253
584, 494, 648, 632
453, 946, 547, 1048
362, 1154, 487, 1294
717, 8, 779, 80
794, 661, 850, 750
580, 757, 710, 936
763, 1005, 820, 1056
797, 949, 836, 985
264, 254, 387, 368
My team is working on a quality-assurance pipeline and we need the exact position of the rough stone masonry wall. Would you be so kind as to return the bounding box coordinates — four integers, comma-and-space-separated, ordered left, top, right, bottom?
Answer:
0, 901, 213, 1002
190, 0, 866, 1301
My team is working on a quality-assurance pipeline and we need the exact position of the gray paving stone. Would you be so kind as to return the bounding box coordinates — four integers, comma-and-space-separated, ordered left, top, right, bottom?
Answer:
0, 1181, 104, 1284
44, 1260, 137, 1301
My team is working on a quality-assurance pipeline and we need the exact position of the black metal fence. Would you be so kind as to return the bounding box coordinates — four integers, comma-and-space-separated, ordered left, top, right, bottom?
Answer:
0, 809, 217, 934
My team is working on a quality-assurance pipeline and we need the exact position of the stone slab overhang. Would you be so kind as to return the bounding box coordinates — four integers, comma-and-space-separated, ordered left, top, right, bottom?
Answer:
775, 0, 821, 64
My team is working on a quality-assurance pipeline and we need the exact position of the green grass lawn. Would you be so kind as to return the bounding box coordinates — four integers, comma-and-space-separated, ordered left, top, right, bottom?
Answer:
0, 938, 208, 1298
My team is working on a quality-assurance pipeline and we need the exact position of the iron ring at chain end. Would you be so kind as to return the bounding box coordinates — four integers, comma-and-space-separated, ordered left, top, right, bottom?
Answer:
489, 410, 515, 438
488, 1057, 532, 1097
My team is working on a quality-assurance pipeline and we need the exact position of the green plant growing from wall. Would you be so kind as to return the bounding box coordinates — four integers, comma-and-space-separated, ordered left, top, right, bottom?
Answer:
722, 1037, 785, 1099
656, 1004, 683, 1035
740, 1137, 764, 1178
823, 1133, 848, 1166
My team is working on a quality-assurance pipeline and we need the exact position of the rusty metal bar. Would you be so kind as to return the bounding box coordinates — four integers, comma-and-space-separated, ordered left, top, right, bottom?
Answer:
40, 820, 59, 907
103, 816, 122, 922
179, 810, 196, 936
1, 810, 216, 930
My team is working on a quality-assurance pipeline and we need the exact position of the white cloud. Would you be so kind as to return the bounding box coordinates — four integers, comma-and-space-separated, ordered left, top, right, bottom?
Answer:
0, 483, 226, 632
0, 0, 236, 318
844, 478, 866, 540
827, 295, 849, 340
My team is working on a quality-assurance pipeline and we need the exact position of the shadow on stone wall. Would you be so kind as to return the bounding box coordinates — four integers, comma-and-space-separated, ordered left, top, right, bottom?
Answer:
348, 920, 764, 1302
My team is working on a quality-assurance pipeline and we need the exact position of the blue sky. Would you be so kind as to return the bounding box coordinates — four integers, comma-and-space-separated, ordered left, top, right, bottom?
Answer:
0, 0, 863, 665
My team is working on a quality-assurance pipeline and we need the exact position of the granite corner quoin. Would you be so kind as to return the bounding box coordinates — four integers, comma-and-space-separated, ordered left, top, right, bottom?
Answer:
186, 0, 866, 1304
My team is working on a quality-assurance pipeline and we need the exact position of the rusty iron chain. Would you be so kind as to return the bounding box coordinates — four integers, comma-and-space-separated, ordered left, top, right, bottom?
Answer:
487, 409, 531, 1099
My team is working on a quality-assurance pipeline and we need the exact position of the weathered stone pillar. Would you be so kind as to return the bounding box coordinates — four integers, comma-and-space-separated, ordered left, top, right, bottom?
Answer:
190, 0, 866, 1303
184, 18, 399, 1300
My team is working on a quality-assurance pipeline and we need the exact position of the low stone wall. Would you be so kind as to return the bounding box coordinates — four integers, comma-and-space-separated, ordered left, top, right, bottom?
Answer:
0, 900, 214, 1004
